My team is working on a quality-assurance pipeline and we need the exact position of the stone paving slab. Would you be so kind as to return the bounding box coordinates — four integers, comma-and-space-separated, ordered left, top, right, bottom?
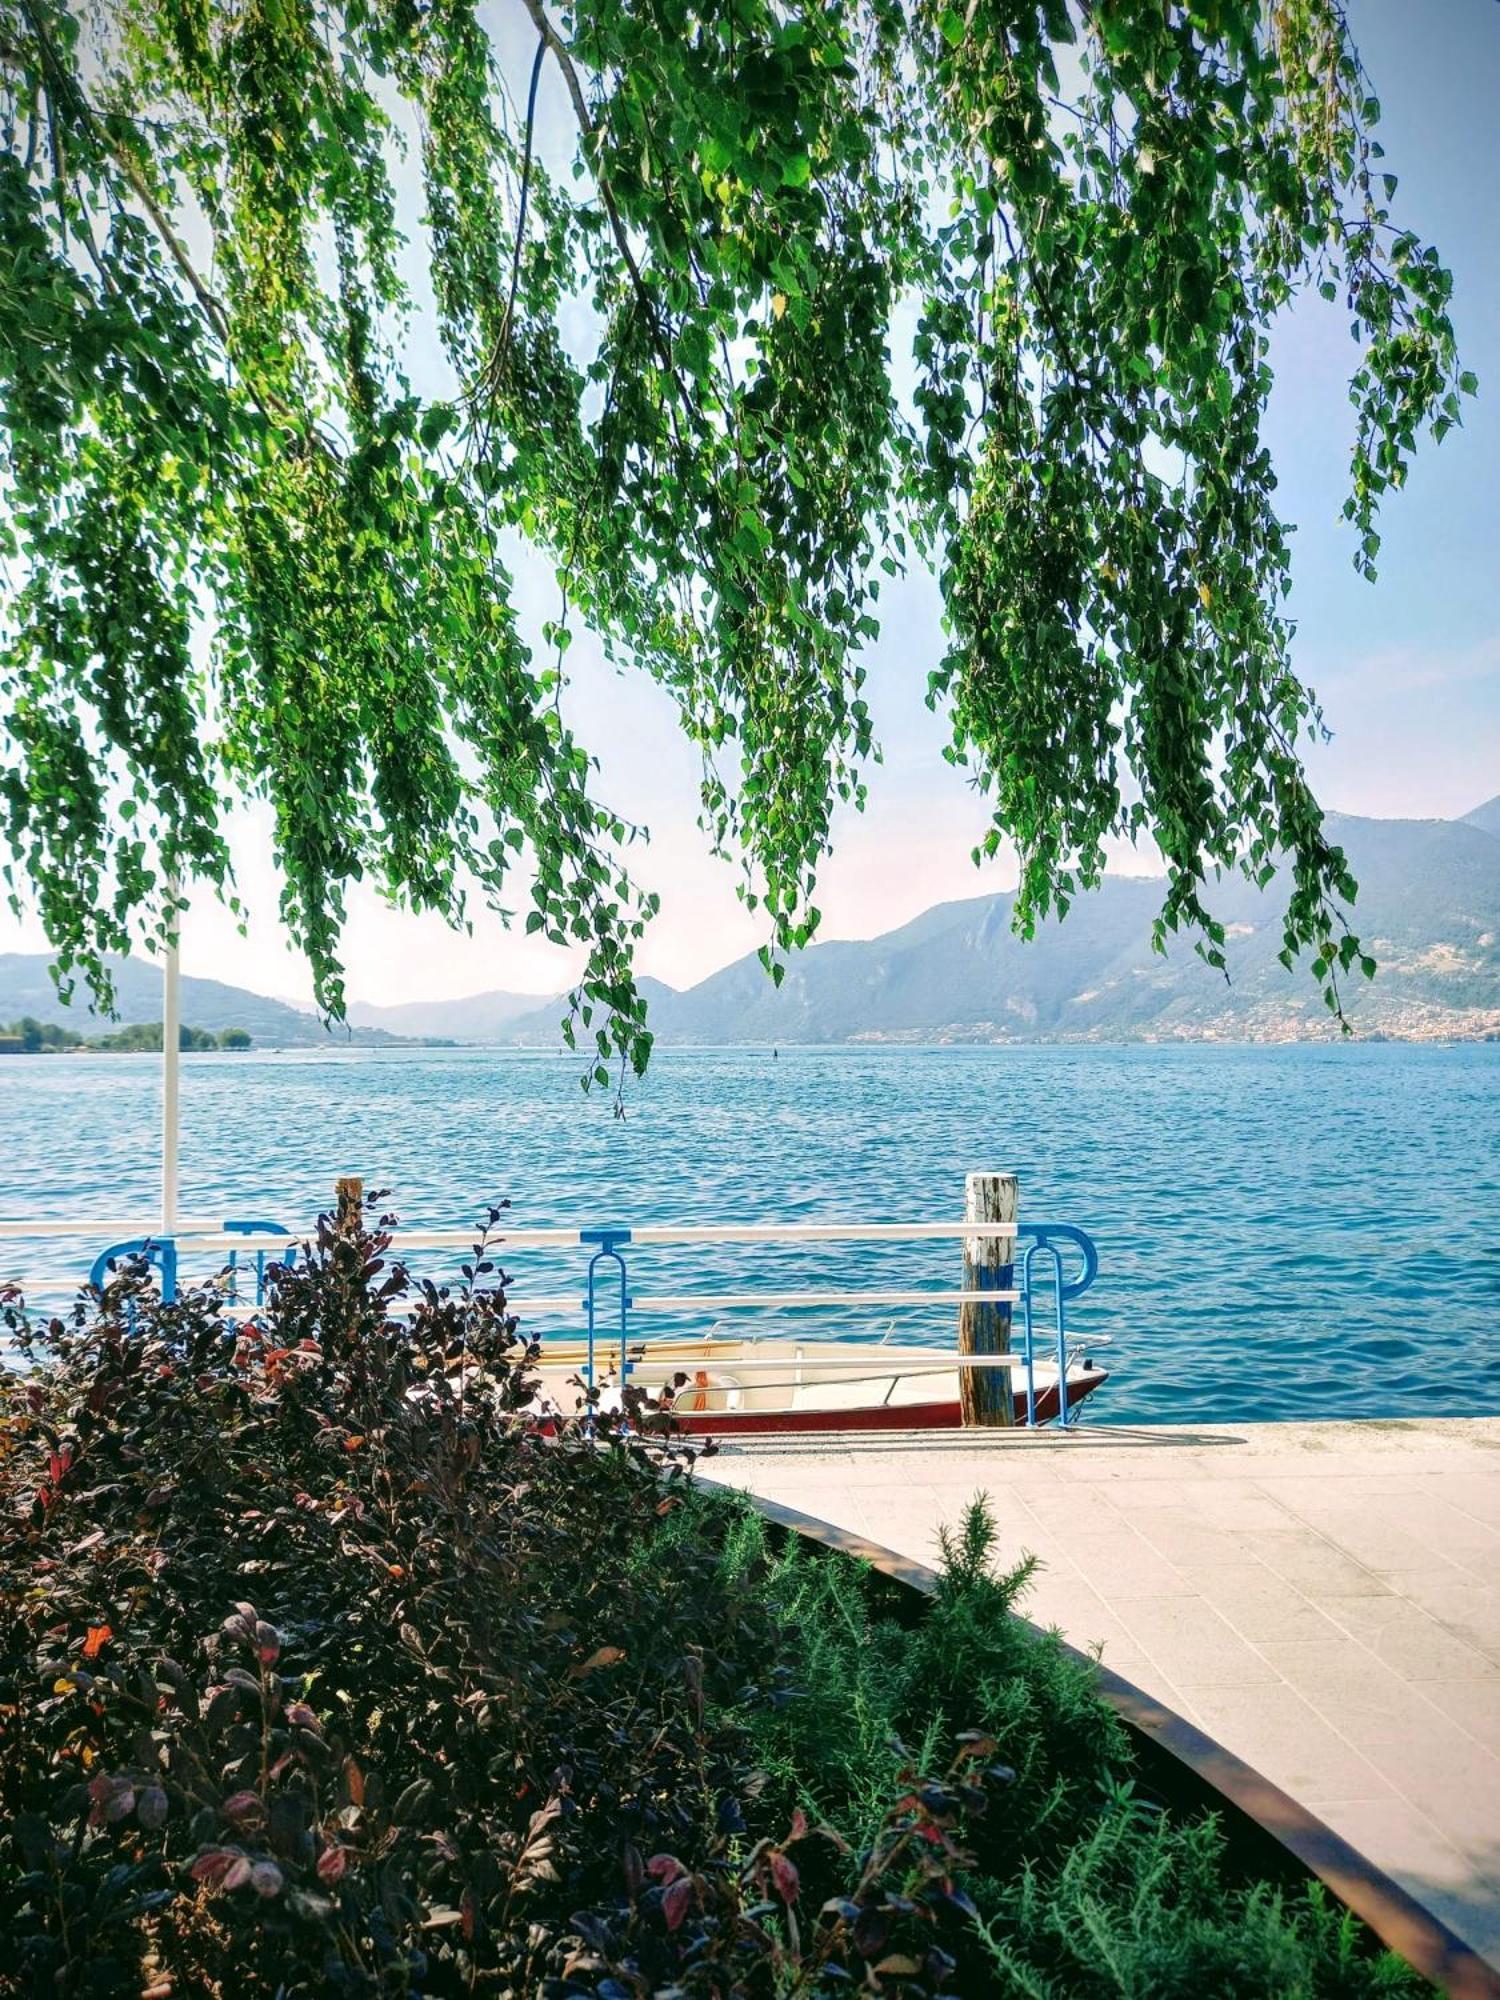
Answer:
703, 1418, 1500, 1970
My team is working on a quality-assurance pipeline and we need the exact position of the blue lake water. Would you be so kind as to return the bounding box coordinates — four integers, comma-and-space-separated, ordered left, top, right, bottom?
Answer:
2, 1042, 1496, 1426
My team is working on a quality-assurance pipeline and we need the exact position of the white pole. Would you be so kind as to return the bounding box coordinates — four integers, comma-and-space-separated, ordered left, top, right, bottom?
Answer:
161, 894, 181, 1235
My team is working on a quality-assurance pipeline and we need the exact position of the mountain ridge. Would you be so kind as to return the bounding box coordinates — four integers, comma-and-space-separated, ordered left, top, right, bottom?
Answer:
0, 955, 417, 1048
496, 808, 1500, 1047
345, 990, 548, 1039
2, 807, 1495, 1050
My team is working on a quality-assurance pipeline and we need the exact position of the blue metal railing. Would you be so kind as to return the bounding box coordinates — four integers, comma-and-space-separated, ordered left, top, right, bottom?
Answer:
581, 1225, 633, 1416
89, 1220, 295, 1309
88, 1236, 178, 1303
221, 1219, 296, 1307
1017, 1224, 1099, 1428
80, 1216, 1102, 1430
576, 1221, 1100, 1430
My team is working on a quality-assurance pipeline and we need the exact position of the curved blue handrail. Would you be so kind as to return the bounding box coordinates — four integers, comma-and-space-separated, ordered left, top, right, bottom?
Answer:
581, 1226, 633, 1432
1016, 1222, 1099, 1302
90, 1237, 178, 1304
88, 1222, 296, 1315
222, 1218, 295, 1308
1017, 1223, 1100, 1429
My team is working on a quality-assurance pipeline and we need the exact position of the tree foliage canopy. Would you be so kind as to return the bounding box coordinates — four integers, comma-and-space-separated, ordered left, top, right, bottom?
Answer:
0, 0, 1468, 1078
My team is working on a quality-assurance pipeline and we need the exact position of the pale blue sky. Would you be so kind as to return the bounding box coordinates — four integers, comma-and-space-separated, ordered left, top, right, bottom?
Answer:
3, 0, 1496, 1003
1257, 0, 1499, 818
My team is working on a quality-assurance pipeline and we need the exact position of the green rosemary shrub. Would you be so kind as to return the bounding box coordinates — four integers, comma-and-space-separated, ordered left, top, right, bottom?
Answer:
688, 1497, 1423, 1997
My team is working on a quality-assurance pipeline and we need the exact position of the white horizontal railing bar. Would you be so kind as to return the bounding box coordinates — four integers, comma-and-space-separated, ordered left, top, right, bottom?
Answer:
196, 1323, 1051, 1374
0, 1295, 568, 1317
0, 1217, 225, 1242
210, 1298, 582, 1321
164, 1229, 585, 1254
178, 1229, 606, 1254
585, 1353, 1036, 1374
0, 1224, 577, 1251
601, 1223, 1020, 1245
0, 1219, 1021, 1251
622, 1290, 1020, 1311
134, 1293, 1015, 1323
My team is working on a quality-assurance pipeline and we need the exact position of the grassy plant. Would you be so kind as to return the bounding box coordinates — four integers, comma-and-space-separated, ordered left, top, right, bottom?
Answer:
663, 1487, 1427, 1998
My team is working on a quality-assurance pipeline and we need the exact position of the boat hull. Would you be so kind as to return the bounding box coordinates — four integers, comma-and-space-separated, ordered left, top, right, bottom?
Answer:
529, 1337, 1107, 1437
666, 1373, 1103, 1437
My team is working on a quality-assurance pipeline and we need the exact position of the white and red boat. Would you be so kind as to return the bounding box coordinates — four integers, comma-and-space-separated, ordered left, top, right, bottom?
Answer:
529, 1335, 1109, 1437
532, 1216, 1109, 1437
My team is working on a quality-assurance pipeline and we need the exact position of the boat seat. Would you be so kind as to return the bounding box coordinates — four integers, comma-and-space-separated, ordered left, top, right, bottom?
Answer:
794, 1372, 889, 1412
792, 1369, 948, 1412
672, 1368, 743, 1413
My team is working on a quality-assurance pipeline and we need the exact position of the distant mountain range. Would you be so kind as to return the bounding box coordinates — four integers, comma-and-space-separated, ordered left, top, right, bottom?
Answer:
2, 801, 1497, 1049
490, 800, 1500, 1048
344, 990, 544, 1040
0, 954, 409, 1048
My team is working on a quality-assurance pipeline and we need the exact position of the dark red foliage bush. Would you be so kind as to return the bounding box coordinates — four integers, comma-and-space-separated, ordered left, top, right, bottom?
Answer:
0, 1205, 1008, 1997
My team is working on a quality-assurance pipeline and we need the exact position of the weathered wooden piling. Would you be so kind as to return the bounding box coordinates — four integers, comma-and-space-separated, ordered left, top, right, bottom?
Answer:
959, 1170, 1017, 1427
335, 1175, 364, 1235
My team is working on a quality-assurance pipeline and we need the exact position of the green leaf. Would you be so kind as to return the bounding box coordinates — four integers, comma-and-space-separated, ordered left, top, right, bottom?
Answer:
0, 0, 1461, 1091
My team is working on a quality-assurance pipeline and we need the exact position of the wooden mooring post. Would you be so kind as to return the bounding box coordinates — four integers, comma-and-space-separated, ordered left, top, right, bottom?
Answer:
959, 1170, 1017, 1427
335, 1175, 364, 1235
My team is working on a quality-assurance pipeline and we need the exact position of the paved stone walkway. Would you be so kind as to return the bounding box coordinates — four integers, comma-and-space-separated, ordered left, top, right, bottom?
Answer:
704, 1418, 1500, 1969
